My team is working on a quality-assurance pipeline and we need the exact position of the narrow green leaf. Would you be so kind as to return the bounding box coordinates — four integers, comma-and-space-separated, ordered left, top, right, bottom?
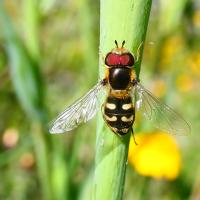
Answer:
0, 5, 45, 121
22, 0, 41, 61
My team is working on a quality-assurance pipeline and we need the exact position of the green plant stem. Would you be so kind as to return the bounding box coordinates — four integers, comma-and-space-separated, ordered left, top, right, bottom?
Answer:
31, 122, 51, 200
93, 1, 152, 200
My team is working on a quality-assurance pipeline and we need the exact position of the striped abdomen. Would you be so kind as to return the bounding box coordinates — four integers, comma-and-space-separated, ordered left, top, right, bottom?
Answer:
103, 95, 135, 136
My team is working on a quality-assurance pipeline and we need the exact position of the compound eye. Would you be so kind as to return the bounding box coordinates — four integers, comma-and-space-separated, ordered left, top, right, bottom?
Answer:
105, 53, 120, 66
120, 53, 135, 66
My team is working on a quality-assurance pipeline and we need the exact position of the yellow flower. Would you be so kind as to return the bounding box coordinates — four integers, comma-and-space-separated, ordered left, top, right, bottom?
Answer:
160, 35, 184, 67
152, 79, 167, 98
176, 73, 194, 93
193, 10, 200, 28
128, 132, 181, 180
187, 52, 200, 76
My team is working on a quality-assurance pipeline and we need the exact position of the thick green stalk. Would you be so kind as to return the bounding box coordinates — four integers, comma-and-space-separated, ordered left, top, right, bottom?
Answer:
93, 1, 152, 200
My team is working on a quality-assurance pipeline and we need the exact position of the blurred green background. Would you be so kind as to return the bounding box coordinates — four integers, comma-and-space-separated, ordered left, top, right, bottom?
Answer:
0, 0, 200, 200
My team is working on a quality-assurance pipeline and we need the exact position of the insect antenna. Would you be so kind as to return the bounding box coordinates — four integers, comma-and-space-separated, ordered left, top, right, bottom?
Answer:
114, 40, 118, 48
122, 40, 126, 48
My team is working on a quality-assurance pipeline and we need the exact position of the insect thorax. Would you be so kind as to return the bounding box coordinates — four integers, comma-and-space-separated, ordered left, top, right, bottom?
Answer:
108, 67, 132, 90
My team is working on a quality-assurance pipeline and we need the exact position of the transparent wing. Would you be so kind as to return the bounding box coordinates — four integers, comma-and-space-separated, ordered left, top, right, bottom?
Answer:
133, 82, 191, 135
49, 81, 105, 134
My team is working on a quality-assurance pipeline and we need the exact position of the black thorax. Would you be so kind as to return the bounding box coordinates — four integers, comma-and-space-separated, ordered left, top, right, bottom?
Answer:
109, 67, 131, 90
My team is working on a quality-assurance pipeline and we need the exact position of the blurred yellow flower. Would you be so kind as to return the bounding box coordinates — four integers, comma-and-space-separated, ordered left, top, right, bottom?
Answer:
152, 79, 167, 98
176, 73, 194, 92
128, 132, 181, 180
187, 52, 200, 76
193, 10, 200, 28
161, 35, 184, 67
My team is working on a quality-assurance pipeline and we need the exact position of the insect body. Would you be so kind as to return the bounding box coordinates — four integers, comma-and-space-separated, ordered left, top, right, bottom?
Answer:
103, 40, 135, 135
49, 41, 190, 136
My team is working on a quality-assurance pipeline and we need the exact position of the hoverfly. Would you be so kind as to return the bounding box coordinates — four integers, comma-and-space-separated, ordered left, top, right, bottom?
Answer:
49, 40, 190, 137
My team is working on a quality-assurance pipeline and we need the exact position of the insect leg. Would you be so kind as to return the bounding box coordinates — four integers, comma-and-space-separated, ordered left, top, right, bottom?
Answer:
101, 78, 108, 86
131, 127, 138, 145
